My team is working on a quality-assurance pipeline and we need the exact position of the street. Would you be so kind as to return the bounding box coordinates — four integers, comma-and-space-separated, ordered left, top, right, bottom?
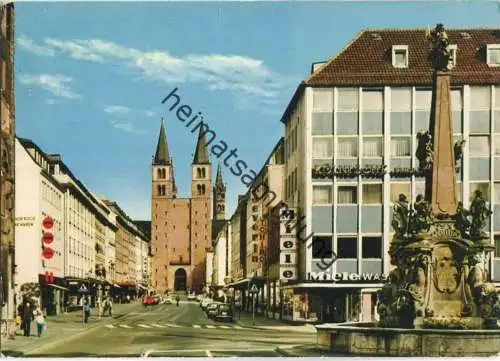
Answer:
2, 300, 321, 357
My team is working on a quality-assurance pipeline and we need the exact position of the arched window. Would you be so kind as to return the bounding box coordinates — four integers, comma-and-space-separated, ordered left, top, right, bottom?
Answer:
157, 185, 162, 196
161, 169, 166, 179
201, 168, 206, 178
161, 185, 166, 196
197, 184, 202, 195
197, 168, 201, 179
201, 184, 206, 195
157, 169, 162, 179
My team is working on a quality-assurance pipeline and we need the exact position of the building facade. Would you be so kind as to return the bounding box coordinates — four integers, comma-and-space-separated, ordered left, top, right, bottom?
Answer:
0, 1, 15, 331
277, 28, 500, 323
15, 138, 65, 315
150, 119, 216, 294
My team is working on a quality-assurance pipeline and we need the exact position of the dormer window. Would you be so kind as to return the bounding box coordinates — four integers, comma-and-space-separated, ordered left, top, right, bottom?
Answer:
448, 44, 457, 69
487, 44, 500, 67
392, 45, 408, 68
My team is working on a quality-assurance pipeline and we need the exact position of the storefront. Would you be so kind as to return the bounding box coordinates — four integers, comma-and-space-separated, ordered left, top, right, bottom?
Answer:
281, 282, 382, 324
38, 274, 68, 315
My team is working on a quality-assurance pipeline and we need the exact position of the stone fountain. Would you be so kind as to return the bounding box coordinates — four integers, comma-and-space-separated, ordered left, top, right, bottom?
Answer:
315, 24, 500, 356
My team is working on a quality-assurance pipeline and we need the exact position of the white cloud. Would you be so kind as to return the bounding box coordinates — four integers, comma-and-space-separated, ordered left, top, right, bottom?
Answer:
19, 74, 80, 99
103, 105, 131, 115
145, 110, 155, 117
18, 35, 291, 109
17, 35, 56, 56
45, 98, 58, 105
110, 119, 147, 135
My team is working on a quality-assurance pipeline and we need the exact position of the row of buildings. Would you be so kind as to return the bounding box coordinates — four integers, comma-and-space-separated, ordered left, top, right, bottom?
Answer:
14, 137, 153, 315
204, 27, 500, 323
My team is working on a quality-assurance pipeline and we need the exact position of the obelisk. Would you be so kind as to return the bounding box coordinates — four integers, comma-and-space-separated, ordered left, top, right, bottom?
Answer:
425, 24, 458, 217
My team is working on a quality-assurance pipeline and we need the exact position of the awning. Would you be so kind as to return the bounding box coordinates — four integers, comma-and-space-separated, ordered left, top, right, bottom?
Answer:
113, 284, 121, 288
227, 278, 249, 288
48, 284, 68, 291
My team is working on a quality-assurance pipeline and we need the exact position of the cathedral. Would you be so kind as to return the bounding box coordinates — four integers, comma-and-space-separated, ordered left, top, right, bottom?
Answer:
150, 119, 226, 294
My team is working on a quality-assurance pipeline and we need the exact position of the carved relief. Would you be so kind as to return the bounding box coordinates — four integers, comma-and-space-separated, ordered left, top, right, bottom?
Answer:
416, 131, 434, 171
432, 246, 460, 294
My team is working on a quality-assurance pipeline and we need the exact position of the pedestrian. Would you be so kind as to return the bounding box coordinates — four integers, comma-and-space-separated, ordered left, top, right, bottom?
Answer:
176, 294, 180, 307
83, 298, 91, 323
21, 301, 33, 337
33, 306, 45, 337
97, 297, 102, 320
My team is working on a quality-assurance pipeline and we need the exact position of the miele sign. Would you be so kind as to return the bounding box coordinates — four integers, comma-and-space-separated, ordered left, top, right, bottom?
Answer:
279, 207, 298, 281
307, 271, 388, 282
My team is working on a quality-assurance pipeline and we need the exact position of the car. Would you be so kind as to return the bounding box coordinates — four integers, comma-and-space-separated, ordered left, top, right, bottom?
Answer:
196, 295, 203, 302
143, 296, 158, 306
206, 302, 224, 318
187, 293, 196, 301
164, 296, 174, 304
214, 303, 233, 322
200, 298, 213, 310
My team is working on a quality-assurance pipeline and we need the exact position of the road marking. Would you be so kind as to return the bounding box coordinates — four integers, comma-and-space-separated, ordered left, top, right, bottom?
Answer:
193, 325, 201, 328
206, 325, 216, 329
219, 325, 230, 329
119, 324, 132, 328
151, 323, 166, 328
138, 324, 153, 328
105, 324, 115, 328
205, 350, 213, 357
164, 323, 182, 328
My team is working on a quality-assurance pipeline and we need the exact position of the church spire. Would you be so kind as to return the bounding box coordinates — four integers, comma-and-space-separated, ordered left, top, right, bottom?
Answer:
216, 163, 223, 187
154, 118, 170, 165
192, 126, 210, 164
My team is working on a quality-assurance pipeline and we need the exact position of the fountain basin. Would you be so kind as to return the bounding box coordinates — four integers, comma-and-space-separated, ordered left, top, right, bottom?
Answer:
315, 322, 500, 356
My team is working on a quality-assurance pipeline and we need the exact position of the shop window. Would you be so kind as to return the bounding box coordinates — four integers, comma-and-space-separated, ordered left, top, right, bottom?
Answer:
337, 237, 357, 258
362, 237, 382, 258
311, 236, 333, 258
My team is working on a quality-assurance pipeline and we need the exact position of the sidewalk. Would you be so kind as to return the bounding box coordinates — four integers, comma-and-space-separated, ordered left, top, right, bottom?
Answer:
234, 310, 316, 333
1, 301, 139, 356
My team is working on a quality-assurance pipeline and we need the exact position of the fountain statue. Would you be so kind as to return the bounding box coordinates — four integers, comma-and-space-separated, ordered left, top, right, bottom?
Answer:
315, 24, 500, 356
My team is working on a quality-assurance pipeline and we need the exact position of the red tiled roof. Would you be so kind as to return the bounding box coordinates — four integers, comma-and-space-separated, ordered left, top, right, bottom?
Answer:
280, 27, 500, 124
306, 28, 500, 86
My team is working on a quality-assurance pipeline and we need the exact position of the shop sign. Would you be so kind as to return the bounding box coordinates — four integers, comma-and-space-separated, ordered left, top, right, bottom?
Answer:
307, 271, 388, 282
280, 266, 297, 281
280, 252, 297, 266
42, 232, 54, 244
15, 216, 35, 227
280, 236, 297, 251
252, 218, 266, 264
42, 247, 54, 260
42, 216, 54, 229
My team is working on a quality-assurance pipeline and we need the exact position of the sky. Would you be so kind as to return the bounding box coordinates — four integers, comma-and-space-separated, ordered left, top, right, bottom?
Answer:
14, 1, 500, 220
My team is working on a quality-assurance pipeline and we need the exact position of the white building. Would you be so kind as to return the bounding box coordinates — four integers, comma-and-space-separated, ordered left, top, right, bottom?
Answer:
15, 138, 65, 315
212, 222, 231, 296
278, 28, 500, 323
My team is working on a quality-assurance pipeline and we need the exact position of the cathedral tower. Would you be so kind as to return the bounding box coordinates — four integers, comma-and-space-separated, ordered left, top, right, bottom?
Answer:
213, 164, 226, 220
151, 118, 174, 292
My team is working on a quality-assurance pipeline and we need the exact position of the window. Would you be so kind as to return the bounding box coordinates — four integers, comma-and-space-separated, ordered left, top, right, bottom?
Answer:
337, 137, 358, 157
414, 182, 426, 200
470, 86, 491, 109
313, 186, 332, 204
487, 45, 500, 67
362, 237, 382, 258
448, 44, 457, 68
337, 88, 359, 111
362, 90, 383, 111
313, 137, 333, 158
312, 236, 333, 258
392, 45, 408, 68
495, 135, 500, 155
469, 183, 490, 202
338, 186, 357, 204
391, 88, 411, 111
494, 182, 500, 204
313, 89, 334, 112
337, 237, 357, 258
391, 137, 411, 157
415, 90, 432, 110
362, 184, 382, 204
469, 136, 490, 157
390, 183, 411, 203
363, 137, 382, 157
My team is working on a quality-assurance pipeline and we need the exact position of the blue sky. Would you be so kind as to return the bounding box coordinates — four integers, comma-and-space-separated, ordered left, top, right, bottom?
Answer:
15, 1, 500, 220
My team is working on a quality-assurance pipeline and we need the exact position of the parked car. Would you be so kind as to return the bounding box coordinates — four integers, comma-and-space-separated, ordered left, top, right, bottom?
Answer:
200, 298, 213, 310
206, 302, 224, 318
196, 295, 203, 302
187, 293, 196, 301
164, 296, 174, 304
214, 303, 233, 322
143, 296, 158, 306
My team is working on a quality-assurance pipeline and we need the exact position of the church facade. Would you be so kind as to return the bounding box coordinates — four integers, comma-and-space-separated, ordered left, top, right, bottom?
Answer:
150, 120, 225, 294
